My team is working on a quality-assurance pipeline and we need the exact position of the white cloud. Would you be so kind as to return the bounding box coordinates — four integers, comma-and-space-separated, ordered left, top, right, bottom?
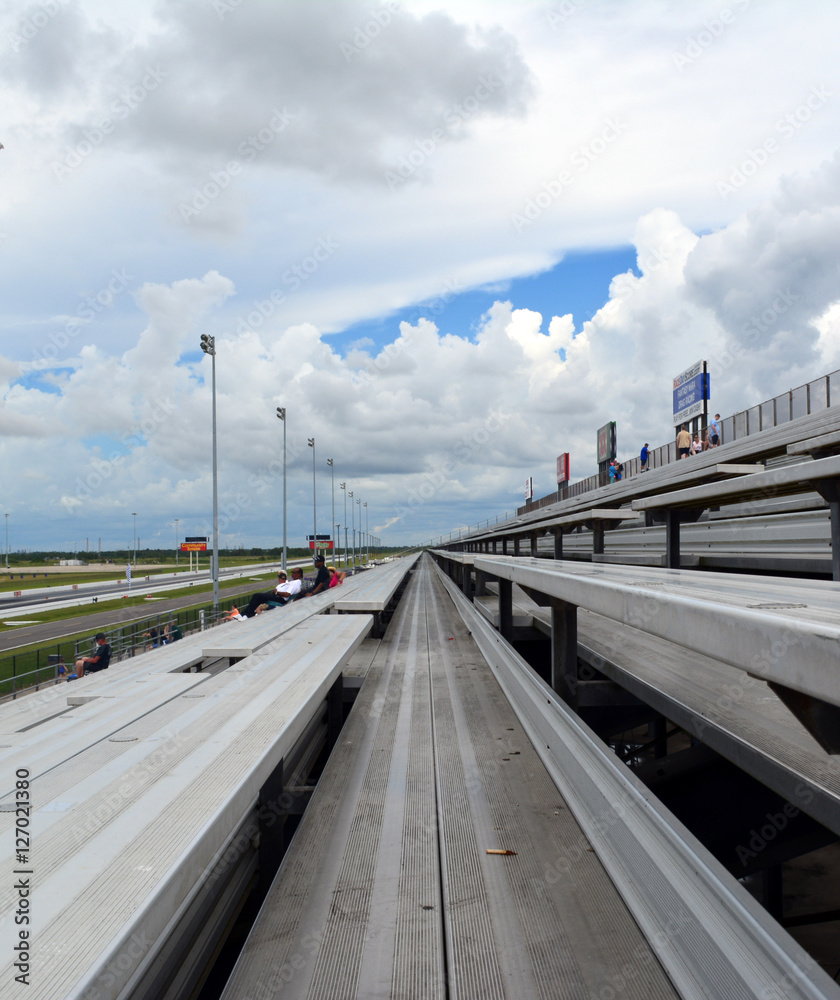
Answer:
2, 1, 840, 546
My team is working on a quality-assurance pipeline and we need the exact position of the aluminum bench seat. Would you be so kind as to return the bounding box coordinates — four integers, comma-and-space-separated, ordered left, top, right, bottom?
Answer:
199, 590, 337, 659
222, 557, 681, 1000
630, 454, 840, 575
470, 554, 840, 752
0, 614, 372, 999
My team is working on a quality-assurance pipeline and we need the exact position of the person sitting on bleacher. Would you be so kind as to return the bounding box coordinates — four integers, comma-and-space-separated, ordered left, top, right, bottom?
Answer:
293, 554, 331, 600
68, 633, 111, 680
241, 567, 303, 618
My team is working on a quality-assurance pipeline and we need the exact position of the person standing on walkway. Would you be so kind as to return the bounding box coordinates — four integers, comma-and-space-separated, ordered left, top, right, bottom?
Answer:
709, 413, 721, 447
676, 425, 691, 459
640, 443, 650, 471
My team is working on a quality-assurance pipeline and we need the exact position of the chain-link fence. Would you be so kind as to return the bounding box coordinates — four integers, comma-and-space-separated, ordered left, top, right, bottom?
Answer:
0, 596, 242, 700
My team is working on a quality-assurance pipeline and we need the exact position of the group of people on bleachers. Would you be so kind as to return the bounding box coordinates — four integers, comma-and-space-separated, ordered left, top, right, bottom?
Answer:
675, 413, 721, 459
636, 413, 722, 474
226, 554, 346, 620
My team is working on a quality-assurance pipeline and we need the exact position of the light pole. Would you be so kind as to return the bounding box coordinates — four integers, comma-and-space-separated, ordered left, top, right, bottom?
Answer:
364, 501, 369, 564
349, 490, 355, 568
356, 497, 361, 567
327, 458, 335, 562
174, 518, 180, 567
4, 513, 8, 570
132, 512, 138, 567
308, 437, 316, 555
200, 333, 220, 612
340, 482, 348, 568
277, 407, 287, 571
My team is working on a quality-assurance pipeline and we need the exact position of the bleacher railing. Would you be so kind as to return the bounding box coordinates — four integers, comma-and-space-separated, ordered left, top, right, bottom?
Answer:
517, 367, 840, 515
0, 599, 241, 701
430, 368, 840, 543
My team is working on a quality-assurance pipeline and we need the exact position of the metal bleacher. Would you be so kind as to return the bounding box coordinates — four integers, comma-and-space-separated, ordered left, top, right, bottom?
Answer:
222, 555, 840, 999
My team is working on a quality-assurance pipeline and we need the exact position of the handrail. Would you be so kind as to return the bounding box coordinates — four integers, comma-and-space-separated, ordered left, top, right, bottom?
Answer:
442, 367, 840, 540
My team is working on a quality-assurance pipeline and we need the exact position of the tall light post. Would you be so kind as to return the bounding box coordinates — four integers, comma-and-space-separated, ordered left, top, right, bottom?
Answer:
308, 437, 317, 555
4, 513, 8, 570
174, 518, 180, 567
349, 490, 355, 568
200, 333, 220, 612
364, 501, 369, 564
327, 458, 335, 562
132, 512, 138, 567
340, 482, 348, 568
356, 497, 361, 567
277, 407, 287, 571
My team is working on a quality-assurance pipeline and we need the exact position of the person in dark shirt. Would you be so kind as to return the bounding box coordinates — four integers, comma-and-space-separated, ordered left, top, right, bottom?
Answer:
294, 554, 332, 599
163, 622, 183, 642
72, 633, 111, 679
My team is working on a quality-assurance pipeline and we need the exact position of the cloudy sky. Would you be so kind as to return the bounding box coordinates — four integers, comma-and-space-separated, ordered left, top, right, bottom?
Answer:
2, 0, 840, 553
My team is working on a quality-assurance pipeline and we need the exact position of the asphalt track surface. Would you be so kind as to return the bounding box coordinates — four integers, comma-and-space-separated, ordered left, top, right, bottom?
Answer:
0, 578, 265, 654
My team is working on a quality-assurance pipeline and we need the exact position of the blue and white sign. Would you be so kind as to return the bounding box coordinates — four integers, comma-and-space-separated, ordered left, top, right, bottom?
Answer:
673, 360, 709, 425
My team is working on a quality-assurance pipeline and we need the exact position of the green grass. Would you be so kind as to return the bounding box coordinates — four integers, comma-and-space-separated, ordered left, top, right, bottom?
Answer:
0, 571, 278, 636
0, 582, 263, 696
0, 568, 197, 592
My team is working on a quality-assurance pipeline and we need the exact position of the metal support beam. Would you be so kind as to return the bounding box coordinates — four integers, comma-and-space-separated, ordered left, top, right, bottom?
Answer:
530, 533, 538, 557
498, 578, 513, 642
592, 521, 605, 556
553, 528, 563, 560
327, 675, 344, 750
550, 597, 578, 707
811, 479, 840, 581
665, 509, 680, 569
474, 569, 487, 597
259, 756, 285, 891
513, 536, 520, 557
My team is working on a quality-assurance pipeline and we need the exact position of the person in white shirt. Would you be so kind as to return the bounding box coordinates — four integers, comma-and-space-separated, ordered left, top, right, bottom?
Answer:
242, 567, 303, 618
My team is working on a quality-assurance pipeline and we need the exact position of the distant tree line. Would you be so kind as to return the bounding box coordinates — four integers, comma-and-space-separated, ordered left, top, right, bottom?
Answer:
5, 545, 408, 565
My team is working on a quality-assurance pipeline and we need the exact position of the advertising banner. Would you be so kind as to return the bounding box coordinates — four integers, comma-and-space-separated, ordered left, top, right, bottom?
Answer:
596, 422, 617, 464
556, 452, 570, 485
673, 360, 710, 425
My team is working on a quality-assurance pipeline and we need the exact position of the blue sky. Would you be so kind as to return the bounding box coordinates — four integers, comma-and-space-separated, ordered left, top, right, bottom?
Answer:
335, 248, 640, 356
